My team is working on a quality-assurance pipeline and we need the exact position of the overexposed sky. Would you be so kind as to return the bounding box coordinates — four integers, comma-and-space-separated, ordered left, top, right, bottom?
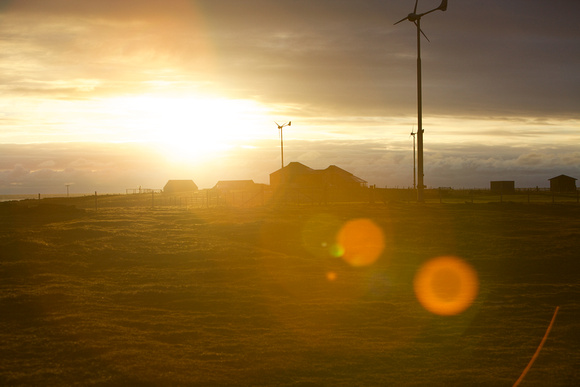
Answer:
1, 0, 579, 193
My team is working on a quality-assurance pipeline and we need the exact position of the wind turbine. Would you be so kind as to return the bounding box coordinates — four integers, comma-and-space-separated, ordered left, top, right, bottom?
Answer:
395, 0, 448, 202
275, 121, 291, 169
65, 182, 73, 197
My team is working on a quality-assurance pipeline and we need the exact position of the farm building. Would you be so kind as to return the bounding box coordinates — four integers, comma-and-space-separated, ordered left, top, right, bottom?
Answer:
549, 175, 577, 193
163, 180, 198, 194
213, 180, 258, 192
269, 162, 367, 190
212, 180, 266, 207
323, 165, 368, 189
269, 162, 314, 187
490, 181, 515, 194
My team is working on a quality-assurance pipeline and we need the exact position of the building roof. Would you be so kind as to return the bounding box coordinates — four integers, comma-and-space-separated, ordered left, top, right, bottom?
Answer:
322, 165, 367, 184
549, 174, 577, 181
269, 162, 367, 186
163, 180, 198, 193
271, 162, 314, 176
213, 180, 256, 190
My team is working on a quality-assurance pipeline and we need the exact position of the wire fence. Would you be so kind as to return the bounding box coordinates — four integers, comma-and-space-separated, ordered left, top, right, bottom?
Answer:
17, 187, 580, 211
424, 188, 580, 204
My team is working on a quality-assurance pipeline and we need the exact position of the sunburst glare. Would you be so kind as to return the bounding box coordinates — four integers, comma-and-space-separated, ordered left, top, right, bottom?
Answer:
100, 94, 272, 163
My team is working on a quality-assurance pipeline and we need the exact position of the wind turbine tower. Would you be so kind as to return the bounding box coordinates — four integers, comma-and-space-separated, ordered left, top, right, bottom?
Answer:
395, 0, 448, 202
275, 121, 291, 169
410, 129, 417, 190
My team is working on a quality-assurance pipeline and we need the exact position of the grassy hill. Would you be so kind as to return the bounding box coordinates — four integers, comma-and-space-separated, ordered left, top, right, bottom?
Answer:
1, 201, 578, 385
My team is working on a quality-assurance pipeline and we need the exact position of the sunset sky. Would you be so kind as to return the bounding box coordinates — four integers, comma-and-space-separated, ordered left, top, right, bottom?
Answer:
1, 0, 578, 194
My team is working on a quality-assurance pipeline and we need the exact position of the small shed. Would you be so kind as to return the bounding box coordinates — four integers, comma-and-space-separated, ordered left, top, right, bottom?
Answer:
490, 181, 515, 194
163, 180, 198, 194
549, 175, 577, 193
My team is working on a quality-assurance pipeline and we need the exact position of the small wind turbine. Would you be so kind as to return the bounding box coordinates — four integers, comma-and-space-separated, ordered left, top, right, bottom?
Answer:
275, 121, 291, 169
65, 183, 73, 197
395, 0, 448, 202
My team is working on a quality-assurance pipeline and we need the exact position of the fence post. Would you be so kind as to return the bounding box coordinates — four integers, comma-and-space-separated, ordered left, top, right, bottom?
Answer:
527, 190, 530, 203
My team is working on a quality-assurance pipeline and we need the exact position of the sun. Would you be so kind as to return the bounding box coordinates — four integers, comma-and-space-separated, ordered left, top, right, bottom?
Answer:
103, 94, 271, 163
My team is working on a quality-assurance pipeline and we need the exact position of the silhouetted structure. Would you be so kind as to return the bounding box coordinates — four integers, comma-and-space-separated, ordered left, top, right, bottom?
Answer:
212, 180, 265, 207
549, 175, 577, 193
269, 162, 367, 204
270, 162, 312, 188
394, 0, 448, 202
275, 121, 291, 169
270, 162, 367, 190
213, 180, 257, 192
163, 180, 198, 194
490, 181, 515, 194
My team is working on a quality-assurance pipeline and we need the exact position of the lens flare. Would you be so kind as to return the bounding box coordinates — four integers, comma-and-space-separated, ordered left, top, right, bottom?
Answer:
301, 213, 342, 258
414, 256, 479, 316
336, 218, 385, 267
330, 243, 344, 258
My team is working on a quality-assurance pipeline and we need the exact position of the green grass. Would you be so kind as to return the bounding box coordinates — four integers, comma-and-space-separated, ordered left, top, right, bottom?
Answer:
1, 202, 579, 385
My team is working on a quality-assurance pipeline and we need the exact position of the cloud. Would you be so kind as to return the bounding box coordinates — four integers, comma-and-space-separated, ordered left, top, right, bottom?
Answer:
0, 1, 579, 194
0, 143, 170, 193
0, 139, 579, 194
2, 0, 578, 119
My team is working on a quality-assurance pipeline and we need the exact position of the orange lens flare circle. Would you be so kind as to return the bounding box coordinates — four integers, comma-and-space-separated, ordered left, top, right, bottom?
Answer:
336, 218, 385, 267
414, 256, 479, 316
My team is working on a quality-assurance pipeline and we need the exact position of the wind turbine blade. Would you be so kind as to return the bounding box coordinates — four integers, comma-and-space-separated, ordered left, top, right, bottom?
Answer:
394, 15, 409, 25
416, 23, 431, 42
413, 0, 419, 14
419, 0, 448, 17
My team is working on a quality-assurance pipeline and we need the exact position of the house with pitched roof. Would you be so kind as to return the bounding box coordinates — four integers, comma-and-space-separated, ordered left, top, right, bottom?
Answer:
269, 162, 367, 190
163, 180, 198, 194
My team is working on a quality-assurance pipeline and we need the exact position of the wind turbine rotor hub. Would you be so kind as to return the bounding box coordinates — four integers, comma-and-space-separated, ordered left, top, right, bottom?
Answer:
408, 13, 419, 21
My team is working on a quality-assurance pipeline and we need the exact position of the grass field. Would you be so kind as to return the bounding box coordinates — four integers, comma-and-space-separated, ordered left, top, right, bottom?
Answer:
1, 201, 579, 385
